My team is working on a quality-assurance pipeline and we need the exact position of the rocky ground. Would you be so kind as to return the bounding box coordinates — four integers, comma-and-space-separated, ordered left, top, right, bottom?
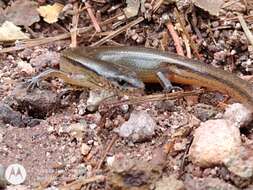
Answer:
0, 0, 253, 189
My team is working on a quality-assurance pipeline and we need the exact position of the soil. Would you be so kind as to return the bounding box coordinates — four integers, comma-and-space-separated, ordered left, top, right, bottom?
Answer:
0, 0, 253, 189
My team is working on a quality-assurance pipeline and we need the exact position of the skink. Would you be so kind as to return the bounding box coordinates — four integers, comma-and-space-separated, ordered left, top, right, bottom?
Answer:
28, 49, 145, 94
79, 46, 253, 111
30, 46, 253, 112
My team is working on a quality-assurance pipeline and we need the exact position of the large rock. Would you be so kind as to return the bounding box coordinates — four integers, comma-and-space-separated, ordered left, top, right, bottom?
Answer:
189, 119, 241, 167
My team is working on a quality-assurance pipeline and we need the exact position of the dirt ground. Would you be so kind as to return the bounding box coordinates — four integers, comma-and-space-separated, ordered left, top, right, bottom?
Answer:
1, 0, 253, 189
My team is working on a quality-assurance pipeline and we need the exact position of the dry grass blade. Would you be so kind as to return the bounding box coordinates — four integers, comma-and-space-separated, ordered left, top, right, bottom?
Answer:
182, 34, 192, 58
96, 134, 118, 170
174, 8, 200, 59
238, 14, 253, 47
100, 89, 204, 110
90, 17, 144, 47
70, 2, 79, 48
85, 2, 101, 32
224, 15, 253, 22
166, 20, 184, 56
0, 13, 123, 54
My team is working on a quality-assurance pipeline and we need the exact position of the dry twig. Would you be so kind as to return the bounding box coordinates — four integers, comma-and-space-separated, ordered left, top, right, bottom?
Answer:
160, 31, 169, 51
178, 136, 193, 178
224, 15, 253, 22
100, 89, 204, 111
182, 34, 191, 58
85, 2, 101, 32
238, 14, 253, 47
166, 20, 184, 56
174, 8, 200, 59
70, 2, 79, 48
152, 0, 164, 12
96, 134, 118, 170
90, 17, 144, 47
0, 13, 123, 53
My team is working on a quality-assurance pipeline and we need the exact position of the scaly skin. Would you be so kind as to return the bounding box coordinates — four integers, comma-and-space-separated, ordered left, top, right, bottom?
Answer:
70, 46, 253, 111
30, 46, 253, 111
28, 54, 144, 96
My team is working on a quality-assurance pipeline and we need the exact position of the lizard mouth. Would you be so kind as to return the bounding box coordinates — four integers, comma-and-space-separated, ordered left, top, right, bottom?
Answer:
118, 76, 145, 89
128, 78, 145, 89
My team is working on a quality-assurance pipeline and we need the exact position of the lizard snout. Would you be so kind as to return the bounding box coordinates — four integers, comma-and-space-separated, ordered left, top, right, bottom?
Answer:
120, 75, 145, 89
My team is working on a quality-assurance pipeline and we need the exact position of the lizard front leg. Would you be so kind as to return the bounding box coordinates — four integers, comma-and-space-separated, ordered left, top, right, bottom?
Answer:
27, 69, 105, 91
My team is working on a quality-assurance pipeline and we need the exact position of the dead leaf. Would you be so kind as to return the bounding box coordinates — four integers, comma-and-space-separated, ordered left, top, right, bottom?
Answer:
37, 3, 64, 24
123, 0, 140, 18
0, 21, 29, 41
193, 0, 224, 16
4, 0, 40, 26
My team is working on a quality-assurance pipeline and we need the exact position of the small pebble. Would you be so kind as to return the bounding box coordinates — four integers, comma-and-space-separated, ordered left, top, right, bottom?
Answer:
114, 110, 156, 142
235, 22, 241, 29
76, 164, 87, 177
77, 99, 86, 116
86, 90, 113, 112
173, 138, 187, 152
17, 60, 35, 75
107, 156, 115, 167
87, 140, 94, 145
89, 123, 97, 129
81, 143, 91, 156
86, 165, 92, 172
60, 123, 86, 142
211, 21, 219, 28
213, 51, 227, 62
224, 145, 253, 179
120, 104, 129, 113
93, 141, 98, 146
192, 103, 218, 121
223, 103, 252, 127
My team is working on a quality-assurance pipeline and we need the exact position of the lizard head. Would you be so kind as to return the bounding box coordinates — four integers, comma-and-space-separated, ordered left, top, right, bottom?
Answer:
116, 74, 145, 89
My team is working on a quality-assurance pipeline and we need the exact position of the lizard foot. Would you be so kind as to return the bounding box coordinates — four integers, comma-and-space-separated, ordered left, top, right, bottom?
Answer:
164, 86, 183, 93
26, 76, 40, 92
